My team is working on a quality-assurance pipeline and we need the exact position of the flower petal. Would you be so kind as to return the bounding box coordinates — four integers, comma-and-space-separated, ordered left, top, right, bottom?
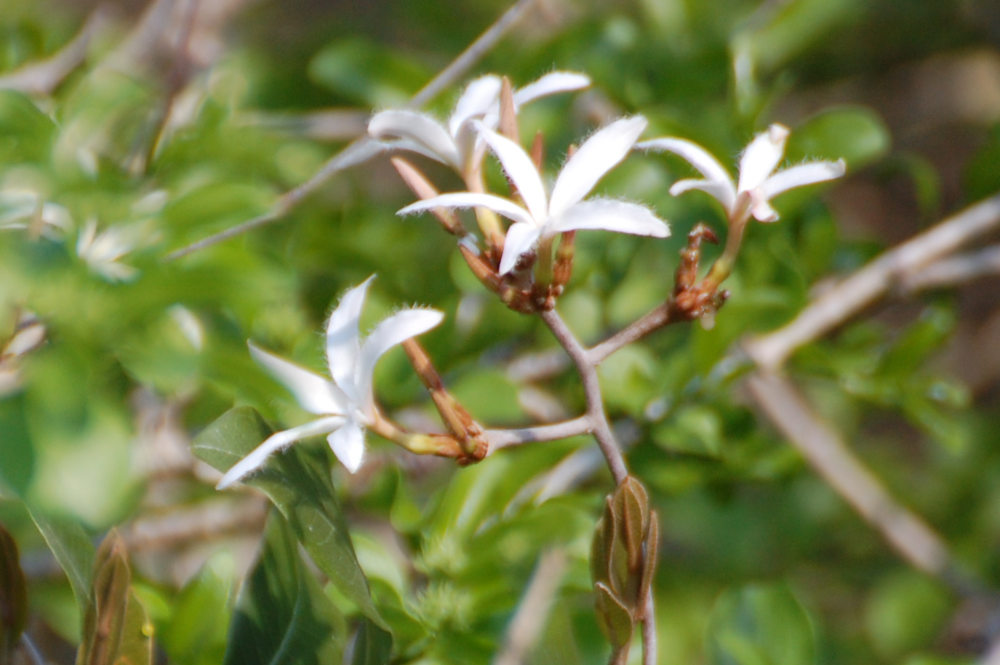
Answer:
513, 71, 590, 106
498, 221, 542, 275
356, 307, 444, 413
326, 277, 374, 399
550, 199, 670, 238
216, 416, 345, 489
760, 159, 846, 199
449, 75, 502, 137
398, 192, 535, 227
249, 342, 349, 415
476, 125, 549, 224
549, 116, 647, 218
638, 137, 736, 212
668, 178, 739, 213
737, 124, 789, 194
368, 110, 461, 168
327, 419, 366, 473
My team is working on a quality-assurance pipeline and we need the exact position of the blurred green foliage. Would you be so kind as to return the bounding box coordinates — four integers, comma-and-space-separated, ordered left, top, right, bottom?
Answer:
0, 0, 998, 663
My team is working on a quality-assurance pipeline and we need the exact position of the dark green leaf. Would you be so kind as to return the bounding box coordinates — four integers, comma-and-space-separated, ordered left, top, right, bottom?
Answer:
27, 508, 94, 614
223, 514, 343, 665
192, 406, 386, 629
158, 552, 235, 665
0, 522, 27, 663
350, 619, 392, 665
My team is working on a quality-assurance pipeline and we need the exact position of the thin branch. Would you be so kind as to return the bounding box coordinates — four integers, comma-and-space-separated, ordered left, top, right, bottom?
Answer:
0, 7, 108, 95
587, 302, 672, 366
745, 192, 1000, 369
540, 310, 628, 484
485, 415, 592, 451
642, 592, 657, 665
166, 0, 541, 260
899, 244, 1000, 294
493, 548, 568, 665
743, 368, 969, 587
20, 634, 45, 665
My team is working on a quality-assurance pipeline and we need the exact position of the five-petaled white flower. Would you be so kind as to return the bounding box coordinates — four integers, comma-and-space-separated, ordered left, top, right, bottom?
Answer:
638, 123, 845, 223
397, 116, 671, 275
76, 218, 141, 282
368, 71, 590, 173
216, 277, 443, 489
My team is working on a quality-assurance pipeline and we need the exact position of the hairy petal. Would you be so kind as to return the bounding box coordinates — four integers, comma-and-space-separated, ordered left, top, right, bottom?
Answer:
761, 159, 846, 199
398, 192, 535, 227
498, 221, 542, 275
326, 277, 374, 399
668, 178, 738, 214
551, 199, 670, 237
368, 110, 461, 168
737, 124, 789, 193
639, 137, 736, 212
477, 125, 549, 223
249, 342, 348, 415
549, 116, 647, 218
356, 308, 444, 413
328, 419, 366, 473
449, 75, 502, 136
216, 416, 346, 489
513, 71, 590, 106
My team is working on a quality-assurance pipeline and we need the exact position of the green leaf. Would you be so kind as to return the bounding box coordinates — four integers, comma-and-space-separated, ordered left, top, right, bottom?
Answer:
223, 514, 343, 665
350, 619, 392, 665
864, 571, 951, 659
76, 530, 152, 665
158, 552, 236, 665
708, 582, 815, 665
594, 581, 634, 651
789, 107, 891, 171
192, 406, 387, 629
308, 37, 427, 107
0, 522, 27, 663
27, 508, 95, 615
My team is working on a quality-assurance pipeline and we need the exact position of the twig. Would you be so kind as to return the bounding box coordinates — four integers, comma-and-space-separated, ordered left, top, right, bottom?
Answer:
743, 368, 966, 585
493, 548, 568, 665
745, 192, 1000, 369
0, 7, 108, 95
540, 310, 628, 486
166, 0, 541, 260
20, 634, 45, 665
587, 302, 672, 366
899, 244, 1000, 293
642, 592, 657, 665
485, 415, 591, 451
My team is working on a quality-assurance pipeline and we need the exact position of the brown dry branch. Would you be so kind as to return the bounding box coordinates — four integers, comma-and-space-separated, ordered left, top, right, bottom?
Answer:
166, 0, 543, 261
0, 7, 108, 95
744, 369, 958, 581
493, 548, 568, 665
744, 192, 1000, 370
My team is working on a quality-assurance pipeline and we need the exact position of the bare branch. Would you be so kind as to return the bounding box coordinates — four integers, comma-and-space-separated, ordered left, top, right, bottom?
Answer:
899, 244, 1000, 293
485, 415, 592, 451
743, 368, 963, 583
541, 309, 629, 485
745, 192, 1000, 370
166, 0, 542, 260
493, 548, 568, 665
0, 8, 109, 95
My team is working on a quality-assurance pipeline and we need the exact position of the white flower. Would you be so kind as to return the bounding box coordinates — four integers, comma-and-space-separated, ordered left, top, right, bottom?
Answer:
639, 124, 845, 223
368, 71, 590, 172
76, 218, 140, 281
398, 116, 670, 275
0, 189, 72, 239
216, 277, 443, 488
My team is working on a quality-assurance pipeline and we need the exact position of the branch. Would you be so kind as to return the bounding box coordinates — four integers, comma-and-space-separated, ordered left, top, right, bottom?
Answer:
743, 368, 970, 587
745, 192, 1000, 369
0, 8, 108, 95
166, 0, 542, 260
898, 244, 1000, 293
484, 415, 592, 451
493, 548, 568, 665
540, 309, 628, 485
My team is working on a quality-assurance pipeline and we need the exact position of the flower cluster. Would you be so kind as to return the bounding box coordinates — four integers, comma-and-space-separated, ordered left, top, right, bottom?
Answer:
218, 72, 845, 486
